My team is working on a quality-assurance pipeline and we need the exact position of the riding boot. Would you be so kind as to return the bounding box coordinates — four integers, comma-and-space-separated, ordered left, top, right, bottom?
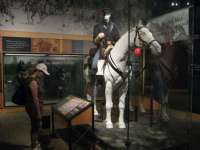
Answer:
96, 59, 105, 76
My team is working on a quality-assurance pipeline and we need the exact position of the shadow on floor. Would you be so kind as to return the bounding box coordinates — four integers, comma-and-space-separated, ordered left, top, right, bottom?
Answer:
55, 125, 95, 150
0, 142, 30, 150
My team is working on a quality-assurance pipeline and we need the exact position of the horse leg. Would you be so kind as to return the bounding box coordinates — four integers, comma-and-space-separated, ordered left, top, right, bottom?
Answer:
161, 92, 169, 122
154, 69, 169, 122
118, 80, 128, 128
105, 81, 113, 128
86, 93, 98, 116
84, 80, 99, 116
92, 81, 99, 116
160, 79, 169, 122
139, 96, 146, 113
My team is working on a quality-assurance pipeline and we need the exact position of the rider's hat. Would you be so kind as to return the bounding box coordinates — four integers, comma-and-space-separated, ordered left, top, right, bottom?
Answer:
102, 8, 112, 16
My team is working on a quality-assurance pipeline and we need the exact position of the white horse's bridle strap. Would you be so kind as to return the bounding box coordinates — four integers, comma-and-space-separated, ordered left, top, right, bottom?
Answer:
135, 26, 158, 48
108, 54, 130, 81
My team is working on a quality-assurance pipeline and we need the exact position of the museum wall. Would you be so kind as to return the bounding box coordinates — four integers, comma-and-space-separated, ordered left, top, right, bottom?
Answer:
0, 30, 93, 53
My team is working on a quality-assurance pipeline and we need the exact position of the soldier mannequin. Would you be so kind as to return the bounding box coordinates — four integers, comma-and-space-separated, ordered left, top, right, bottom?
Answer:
92, 8, 120, 75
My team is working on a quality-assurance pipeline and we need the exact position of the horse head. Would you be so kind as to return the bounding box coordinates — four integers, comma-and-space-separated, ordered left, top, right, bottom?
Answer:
133, 26, 161, 56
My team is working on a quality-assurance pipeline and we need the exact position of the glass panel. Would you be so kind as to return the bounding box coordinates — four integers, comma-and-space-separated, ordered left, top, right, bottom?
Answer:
0, 52, 2, 93
130, 2, 192, 149
0, 0, 193, 149
4, 54, 84, 106
0, 36, 2, 93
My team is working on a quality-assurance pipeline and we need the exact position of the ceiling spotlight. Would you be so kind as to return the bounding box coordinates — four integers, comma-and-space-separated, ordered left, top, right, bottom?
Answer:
175, 2, 178, 6
171, 2, 175, 6
186, 2, 190, 6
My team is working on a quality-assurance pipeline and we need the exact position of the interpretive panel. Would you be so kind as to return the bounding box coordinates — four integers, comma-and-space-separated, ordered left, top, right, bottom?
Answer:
3, 37, 31, 52
53, 96, 91, 121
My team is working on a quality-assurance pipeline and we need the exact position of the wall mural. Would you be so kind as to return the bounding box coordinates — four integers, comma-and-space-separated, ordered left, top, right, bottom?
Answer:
0, 0, 14, 25
32, 38, 60, 53
0, 0, 151, 35
145, 8, 191, 89
148, 8, 189, 44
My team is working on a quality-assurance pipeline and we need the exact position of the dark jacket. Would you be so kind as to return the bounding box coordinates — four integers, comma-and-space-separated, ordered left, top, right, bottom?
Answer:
93, 21, 120, 47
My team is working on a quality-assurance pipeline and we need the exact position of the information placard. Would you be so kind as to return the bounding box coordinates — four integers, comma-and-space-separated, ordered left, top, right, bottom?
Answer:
3, 37, 31, 52
53, 95, 91, 121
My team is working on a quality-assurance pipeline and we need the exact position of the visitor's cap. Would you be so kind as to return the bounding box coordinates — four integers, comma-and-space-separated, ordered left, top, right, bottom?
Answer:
36, 63, 50, 75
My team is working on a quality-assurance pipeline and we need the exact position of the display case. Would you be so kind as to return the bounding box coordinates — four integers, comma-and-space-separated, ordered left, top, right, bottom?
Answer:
0, 52, 2, 94
3, 53, 85, 106
0, 52, 3, 108
88, 1, 192, 150
0, 0, 195, 149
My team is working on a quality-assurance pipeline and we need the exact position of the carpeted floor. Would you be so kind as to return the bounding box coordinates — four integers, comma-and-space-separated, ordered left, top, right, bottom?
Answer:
0, 110, 68, 150
0, 106, 200, 150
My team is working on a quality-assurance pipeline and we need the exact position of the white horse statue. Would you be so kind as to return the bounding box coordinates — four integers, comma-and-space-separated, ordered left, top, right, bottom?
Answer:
103, 25, 161, 128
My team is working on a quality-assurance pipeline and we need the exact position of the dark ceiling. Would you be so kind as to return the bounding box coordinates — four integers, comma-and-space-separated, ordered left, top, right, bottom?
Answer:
150, 0, 193, 17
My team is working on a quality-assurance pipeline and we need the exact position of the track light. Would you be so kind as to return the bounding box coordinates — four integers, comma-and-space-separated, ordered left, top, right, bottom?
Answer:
171, 1, 178, 7
171, 2, 175, 6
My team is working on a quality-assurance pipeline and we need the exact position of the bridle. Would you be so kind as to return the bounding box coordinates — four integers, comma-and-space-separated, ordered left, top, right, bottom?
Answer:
107, 26, 157, 80
134, 26, 157, 49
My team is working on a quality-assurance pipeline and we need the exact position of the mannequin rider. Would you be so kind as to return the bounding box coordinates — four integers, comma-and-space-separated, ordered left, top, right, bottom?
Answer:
93, 8, 120, 76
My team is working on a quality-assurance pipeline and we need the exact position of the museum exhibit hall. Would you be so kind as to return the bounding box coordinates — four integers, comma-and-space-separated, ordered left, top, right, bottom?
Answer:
0, 0, 200, 150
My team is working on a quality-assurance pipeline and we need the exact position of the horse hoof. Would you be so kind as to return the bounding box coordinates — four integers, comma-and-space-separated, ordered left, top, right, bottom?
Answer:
140, 107, 146, 113
94, 112, 99, 116
161, 114, 170, 122
94, 110, 99, 116
129, 106, 135, 111
106, 122, 113, 128
118, 122, 126, 129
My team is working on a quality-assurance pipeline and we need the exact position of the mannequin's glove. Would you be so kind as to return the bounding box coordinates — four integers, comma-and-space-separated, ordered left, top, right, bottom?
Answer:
98, 32, 105, 39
